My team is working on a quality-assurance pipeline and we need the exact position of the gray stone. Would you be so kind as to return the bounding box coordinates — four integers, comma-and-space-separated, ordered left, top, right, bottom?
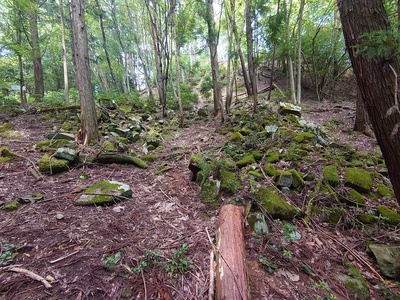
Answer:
45, 132, 75, 141
367, 244, 400, 278
54, 147, 77, 162
278, 102, 301, 117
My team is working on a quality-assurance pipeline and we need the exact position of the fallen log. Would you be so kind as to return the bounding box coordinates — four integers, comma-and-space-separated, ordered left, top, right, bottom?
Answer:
216, 204, 249, 300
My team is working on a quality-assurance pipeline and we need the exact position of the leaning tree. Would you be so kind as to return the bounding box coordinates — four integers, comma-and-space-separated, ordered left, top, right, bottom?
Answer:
337, 0, 400, 203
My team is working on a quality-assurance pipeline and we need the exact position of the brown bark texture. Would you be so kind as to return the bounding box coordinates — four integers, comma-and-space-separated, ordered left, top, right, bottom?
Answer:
29, 7, 44, 100
216, 204, 249, 300
71, 0, 99, 145
337, 0, 400, 203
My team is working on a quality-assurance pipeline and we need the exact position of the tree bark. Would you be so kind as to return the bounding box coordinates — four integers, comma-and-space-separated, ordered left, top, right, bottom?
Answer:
59, 0, 69, 104
353, 88, 375, 138
216, 204, 249, 300
245, 0, 257, 112
71, 0, 99, 145
337, 0, 400, 203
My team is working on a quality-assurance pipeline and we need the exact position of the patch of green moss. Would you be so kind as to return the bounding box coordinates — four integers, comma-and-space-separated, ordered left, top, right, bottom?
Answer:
304, 173, 315, 181
266, 151, 280, 163
376, 183, 394, 199
322, 165, 339, 187
376, 206, 400, 225
0, 147, 16, 163
200, 180, 219, 206
248, 170, 264, 180
264, 164, 277, 176
325, 208, 343, 225
130, 157, 148, 169
41, 114, 53, 121
253, 187, 300, 220
338, 263, 370, 300
2, 129, 22, 138
141, 154, 158, 162
102, 140, 117, 152
38, 154, 70, 174
219, 168, 242, 194
251, 150, 264, 161
356, 214, 378, 224
344, 168, 372, 193
3, 200, 21, 211
293, 132, 316, 144
0, 122, 14, 132
236, 154, 256, 168
273, 170, 293, 188
229, 132, 244, 143
347, 188, 366, 205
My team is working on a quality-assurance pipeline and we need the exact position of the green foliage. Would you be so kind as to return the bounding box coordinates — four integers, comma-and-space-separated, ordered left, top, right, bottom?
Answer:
357, 24, 400, 59
103, 252, 121, 270
165, 243, 194, 275
0, 240, 18, 266
200, 75, 213, 98
166, 83, 197, 110
259, 256, 279, 273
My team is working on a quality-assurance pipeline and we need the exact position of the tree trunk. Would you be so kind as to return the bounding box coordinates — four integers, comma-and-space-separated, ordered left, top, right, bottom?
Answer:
296, 0, 305, 104
71, 0, 99, 145
206, 0, 223, 122
216, 204, 249, 300
29, 3, 44, 101
353, 88, 375, 138
337, 0, 400, 203
245, 0, 257, 112
59, 0, 69, 104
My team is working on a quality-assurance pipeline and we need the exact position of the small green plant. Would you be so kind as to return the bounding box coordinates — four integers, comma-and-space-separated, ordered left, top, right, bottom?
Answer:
314, 281, 330, 291
282, 248, 293, 257
103, 252, 121, 270
259, 256, 278, 273
165, 243, 194, 275
282, 222, 302, 241
0, 241, 18, 266
132, 260, 147, 275
145, 249, 161, 266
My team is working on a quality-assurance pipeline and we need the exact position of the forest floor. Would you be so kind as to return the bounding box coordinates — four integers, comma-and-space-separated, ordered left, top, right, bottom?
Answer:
0, 80, 399, 300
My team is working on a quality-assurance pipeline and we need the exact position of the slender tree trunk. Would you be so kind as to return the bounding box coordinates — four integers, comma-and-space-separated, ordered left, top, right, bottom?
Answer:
337, 0, 400, 203
29, 3, 44, 101
71, 0, 99, 145
296, 0, 305, 104
285, 0, 296, 103
245, 0, 257, 111
268, 0, 281, 102
59, 0, 69, 104
232, 19, 251, 96
354, 88, 374, 137
206, 0, 223, 122
224, 0, 235, 114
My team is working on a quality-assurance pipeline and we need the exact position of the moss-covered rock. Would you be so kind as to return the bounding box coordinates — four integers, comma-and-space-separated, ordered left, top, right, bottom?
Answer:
273, 170, 293, 188
265, 151, 280, 163
219, 168, 242, 194
356, 214, 378, 224
376, 183, 394, 199
264, 163, 277, 176
251, 150, 264, 161
3, 200, 21, 211
74, 180, 132, 206
0, 147, 16, 163
289, 169, 304, 188
141, 154, 158, 162
376, 206, 400, 226
253, 187, 300, 220
322, 165, 340, 187
347, 188, 366, 205
248, 170, 264, 180
367, 244, 400, 279
35, 139, 75, 152
102, 140, 117, 152
294, 132, 317, 144
337, 263, 370, 300
344, 168, 372, 193
229, 132, 244, 143
248, 213, 269, 235
38, 154, 70, 174
235, 154, 256, 168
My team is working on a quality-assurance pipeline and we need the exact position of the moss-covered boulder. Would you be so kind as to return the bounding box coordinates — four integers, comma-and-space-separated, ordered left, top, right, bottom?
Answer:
38, 154, 70, 174
376, 183, 395, 199
35, 139, 76, 152
253, 187, 300, 220
265, 151, 280, 163
236, 154, 256, 168
219, 168, 242, 194
322, 165, 339, 187
273, 170, 293, 188
102, 140, 117, 152
289, 169, 304, 188
74, 180, 132, 206
376, 206, 400, 226
278, 102, 301, 117
229, 132, 244, 143
344, 168, 373, 193
0, 147, 16, 163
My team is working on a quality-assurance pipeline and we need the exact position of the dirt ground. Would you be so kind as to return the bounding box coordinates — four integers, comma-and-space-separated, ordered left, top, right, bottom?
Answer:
0, 91, 399, 300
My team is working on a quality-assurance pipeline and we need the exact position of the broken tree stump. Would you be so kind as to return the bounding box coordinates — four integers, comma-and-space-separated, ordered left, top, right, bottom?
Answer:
216, 204, 249, 300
